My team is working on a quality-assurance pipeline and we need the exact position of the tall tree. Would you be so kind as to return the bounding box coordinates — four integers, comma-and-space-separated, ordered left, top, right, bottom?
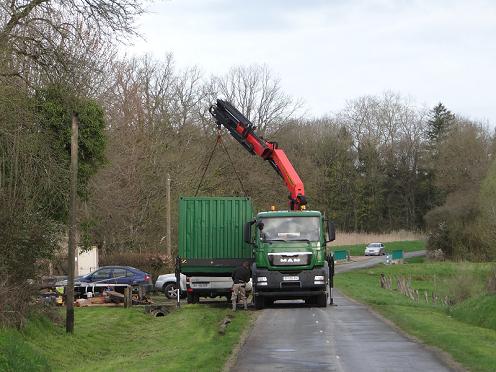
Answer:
425, 120, 492, 258
477, 158, 496, 260
0, 0, 145, 326
426, 103, 455, 146
36, 84, 106, 215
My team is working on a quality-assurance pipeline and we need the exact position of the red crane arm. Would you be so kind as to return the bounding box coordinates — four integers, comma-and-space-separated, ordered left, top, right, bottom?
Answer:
209, 99, 307, 210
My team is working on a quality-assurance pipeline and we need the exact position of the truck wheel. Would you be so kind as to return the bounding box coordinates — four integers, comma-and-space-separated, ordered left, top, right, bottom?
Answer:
164, 283, 178, 299
254, 295, 265, 310
316, 293, 327, 307
226, 293, 232, 302
305, 297, 315, 305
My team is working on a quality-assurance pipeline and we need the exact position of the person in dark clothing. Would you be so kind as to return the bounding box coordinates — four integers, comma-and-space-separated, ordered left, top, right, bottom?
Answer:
231, 261, 251, 311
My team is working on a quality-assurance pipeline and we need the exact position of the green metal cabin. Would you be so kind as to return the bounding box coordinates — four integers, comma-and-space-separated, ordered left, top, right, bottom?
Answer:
178, 197, 254, 276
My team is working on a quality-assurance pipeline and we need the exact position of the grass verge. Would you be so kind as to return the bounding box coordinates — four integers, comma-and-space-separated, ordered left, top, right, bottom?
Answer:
336, 261, 496, 372
333, 239, 426, 256
0, 305, 253, 372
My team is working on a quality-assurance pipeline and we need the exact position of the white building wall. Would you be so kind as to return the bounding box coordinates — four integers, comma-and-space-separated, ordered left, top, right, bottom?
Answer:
76, 247, 99, 276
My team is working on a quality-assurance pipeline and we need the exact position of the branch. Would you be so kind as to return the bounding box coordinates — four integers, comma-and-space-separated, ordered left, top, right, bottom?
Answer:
0, 0, 50, 42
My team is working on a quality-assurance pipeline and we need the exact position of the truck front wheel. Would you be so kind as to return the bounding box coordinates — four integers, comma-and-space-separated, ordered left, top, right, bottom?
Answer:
316, 293, 327, 307
305, 297, 315, 305
254, 295, 265, 310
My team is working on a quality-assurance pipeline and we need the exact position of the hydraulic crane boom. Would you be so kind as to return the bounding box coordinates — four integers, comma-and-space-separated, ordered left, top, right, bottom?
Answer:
209, 99, 307, 210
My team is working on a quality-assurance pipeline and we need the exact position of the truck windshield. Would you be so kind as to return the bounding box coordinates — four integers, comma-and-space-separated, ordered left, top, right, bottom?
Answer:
259, 216, 320, 242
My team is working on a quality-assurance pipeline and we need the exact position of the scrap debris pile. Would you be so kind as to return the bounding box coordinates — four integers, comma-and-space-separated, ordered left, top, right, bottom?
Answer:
38, 280, 153, 308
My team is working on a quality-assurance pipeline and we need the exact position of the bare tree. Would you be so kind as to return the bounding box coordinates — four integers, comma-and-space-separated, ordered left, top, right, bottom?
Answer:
0, 0, 144, 42
0, 0, 145, 78
171, 66, 204, 129
88, 56, 210, 252
211, 64, 303, 134
435, 120, 491, 194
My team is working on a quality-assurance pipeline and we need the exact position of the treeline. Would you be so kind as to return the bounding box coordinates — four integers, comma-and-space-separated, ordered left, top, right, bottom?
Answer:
85, 56, 495, 262
1, 2, 496, 305
0, 0, 145, 325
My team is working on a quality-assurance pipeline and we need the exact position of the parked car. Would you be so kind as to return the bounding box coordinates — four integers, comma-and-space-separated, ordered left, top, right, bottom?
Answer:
155, 273, 187, 299
155, 273, 253, 300
56, 266, 153, 292
364, 242, 385, 256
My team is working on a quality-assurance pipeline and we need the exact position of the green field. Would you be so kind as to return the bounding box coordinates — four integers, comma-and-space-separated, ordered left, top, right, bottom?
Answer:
333, 240, 426, 256
0, 305, 253, 372
336, 259, 496, 372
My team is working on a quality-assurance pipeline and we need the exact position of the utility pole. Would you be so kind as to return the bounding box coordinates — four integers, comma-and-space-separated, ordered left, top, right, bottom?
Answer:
66, 112, 78, 333
166, 173, 171, 257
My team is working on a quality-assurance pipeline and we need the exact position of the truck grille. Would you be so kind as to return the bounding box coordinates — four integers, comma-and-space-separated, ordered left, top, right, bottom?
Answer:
268, 252, 312, 266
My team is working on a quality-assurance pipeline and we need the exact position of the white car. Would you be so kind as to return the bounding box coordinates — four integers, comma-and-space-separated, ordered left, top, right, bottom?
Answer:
155, 273, 187, 299
364, 242, 385, 256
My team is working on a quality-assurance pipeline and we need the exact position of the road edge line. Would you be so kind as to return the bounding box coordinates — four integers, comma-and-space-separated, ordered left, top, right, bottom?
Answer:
222, 310, 261, 372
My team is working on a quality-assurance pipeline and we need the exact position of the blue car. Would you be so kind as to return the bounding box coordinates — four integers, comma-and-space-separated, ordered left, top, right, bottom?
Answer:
78, 266, 152, 291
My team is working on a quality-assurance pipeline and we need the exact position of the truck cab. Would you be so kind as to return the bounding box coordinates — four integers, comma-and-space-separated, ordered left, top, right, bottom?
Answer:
245, 210, 335, 308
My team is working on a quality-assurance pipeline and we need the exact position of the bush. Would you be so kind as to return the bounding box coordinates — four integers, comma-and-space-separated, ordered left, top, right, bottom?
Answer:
0, 275, 61, 329
439, 266, 485, 305
426, 248, 445, 261
0, 278, 34, 329
0, 207, 63, 327
486, 265, 496, 294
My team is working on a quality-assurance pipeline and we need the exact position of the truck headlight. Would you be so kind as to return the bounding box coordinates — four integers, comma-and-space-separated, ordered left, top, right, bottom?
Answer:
314, 275, 324, 280
257, 277, 267, 282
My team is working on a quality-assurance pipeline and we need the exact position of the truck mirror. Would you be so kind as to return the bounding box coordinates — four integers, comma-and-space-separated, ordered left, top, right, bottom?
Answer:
244, 222, 252, 244
327, 221, 336, 242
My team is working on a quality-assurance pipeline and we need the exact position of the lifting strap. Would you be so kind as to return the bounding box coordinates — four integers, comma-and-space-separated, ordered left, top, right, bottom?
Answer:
219, 137, 247, 196
194, 131, 247, 197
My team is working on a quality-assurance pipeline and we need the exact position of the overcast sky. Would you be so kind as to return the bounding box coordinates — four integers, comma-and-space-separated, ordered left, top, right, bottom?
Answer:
128, 0, 496, 127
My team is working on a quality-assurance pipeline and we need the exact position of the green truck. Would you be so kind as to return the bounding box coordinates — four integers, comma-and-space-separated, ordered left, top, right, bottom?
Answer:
245, 209, 335, 309
179, 197, 334, 308
178, 100, 336, 308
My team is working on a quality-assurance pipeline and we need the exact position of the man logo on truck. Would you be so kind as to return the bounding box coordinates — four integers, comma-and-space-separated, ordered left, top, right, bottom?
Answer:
280, 257, 301, 263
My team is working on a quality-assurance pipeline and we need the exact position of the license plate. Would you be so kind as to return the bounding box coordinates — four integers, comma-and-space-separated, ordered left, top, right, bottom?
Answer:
283, 276, 299, 281
192, 283, 208, 288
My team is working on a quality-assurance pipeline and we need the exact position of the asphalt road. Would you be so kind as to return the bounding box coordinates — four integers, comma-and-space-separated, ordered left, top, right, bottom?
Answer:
335, 250, 427, 274
232, 250, 454, 372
